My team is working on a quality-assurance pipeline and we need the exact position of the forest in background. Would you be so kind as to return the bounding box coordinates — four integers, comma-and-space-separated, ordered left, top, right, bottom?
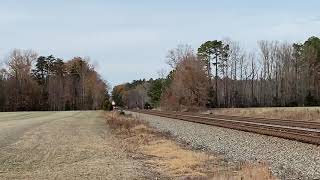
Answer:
0, 49, 111, 111
112, 36, 320, 110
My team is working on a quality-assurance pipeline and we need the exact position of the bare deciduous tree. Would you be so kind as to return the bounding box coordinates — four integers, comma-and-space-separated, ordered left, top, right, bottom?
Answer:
162, 50, 209, 110
166, 44, 194, 69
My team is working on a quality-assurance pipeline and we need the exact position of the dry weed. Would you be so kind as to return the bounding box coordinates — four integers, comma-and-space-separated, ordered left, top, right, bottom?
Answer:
105, 112, 277, 180
210, 107, 320, 122
106, 112, 146, 133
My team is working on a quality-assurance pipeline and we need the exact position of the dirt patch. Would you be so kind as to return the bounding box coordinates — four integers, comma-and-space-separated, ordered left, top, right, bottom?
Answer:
106, 112, 277, 179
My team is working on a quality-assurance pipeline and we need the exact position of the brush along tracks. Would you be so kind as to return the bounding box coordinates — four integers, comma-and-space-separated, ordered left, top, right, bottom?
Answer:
130, 110, 320, 146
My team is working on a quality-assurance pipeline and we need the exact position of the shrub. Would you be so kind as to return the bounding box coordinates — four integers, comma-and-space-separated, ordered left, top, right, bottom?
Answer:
103, 99, 113, 111
305, 91, 318, 106
106, 113, 145, 133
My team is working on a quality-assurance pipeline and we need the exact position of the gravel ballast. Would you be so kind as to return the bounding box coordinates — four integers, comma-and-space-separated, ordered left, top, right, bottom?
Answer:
129, 111, 320, 180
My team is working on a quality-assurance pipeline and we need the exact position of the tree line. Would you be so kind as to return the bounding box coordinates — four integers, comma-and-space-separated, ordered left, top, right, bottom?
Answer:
0, 49, 110, 111
112, 36, 320, 110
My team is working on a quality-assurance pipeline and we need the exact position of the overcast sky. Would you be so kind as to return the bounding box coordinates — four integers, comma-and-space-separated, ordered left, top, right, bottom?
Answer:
0, 0, 319, 86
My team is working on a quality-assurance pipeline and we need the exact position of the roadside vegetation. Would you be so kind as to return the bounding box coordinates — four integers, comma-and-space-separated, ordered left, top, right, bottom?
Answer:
0, 50, 111, 111
105, 112, 276, 179
113, 36, 320, 111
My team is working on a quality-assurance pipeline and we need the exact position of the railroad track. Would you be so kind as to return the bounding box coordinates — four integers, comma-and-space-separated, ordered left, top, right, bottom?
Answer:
130, 110, 320, 145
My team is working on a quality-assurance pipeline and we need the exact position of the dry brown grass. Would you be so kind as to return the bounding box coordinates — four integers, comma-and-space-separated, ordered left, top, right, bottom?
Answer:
105, 112, 277, 180
208, 107, 320, 122
106, 112, 146, 133
211, 164, 275, 180
143, 139, 211, 177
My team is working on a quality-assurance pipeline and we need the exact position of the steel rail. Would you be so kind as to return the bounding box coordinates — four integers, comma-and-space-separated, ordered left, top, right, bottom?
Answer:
130, 110, 320, 145
174, 111, 320, 130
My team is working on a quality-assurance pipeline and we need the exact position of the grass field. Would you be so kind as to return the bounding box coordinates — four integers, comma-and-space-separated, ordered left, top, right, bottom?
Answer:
207, 107, 320, 122
0, 111, 148, 179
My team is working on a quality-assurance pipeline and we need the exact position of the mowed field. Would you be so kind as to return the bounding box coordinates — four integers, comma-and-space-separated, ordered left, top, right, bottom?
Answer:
0, 111, 144, 179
